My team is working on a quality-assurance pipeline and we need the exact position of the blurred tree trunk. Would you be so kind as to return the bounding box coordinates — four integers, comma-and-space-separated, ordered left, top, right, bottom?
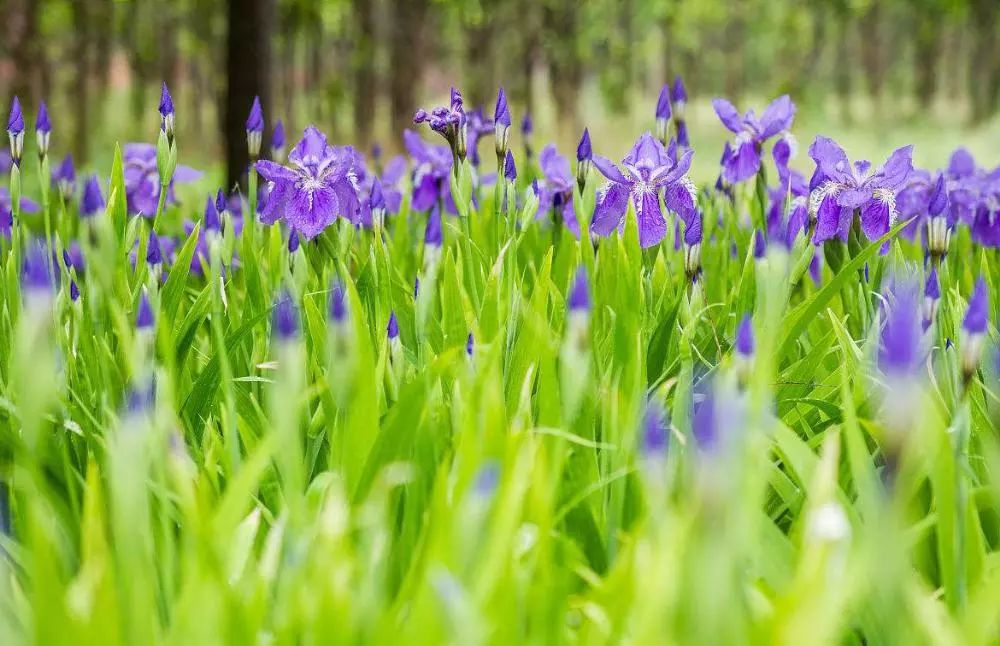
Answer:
389, 0, 427, 142
544, 0, 582, 138
225, 0, 273, 189
858, 3, 884, 118
913, 7, 942, 111
465, 21, 495, 109
7, 0, 42, 105
834, 10, 853, 123
516, 0, 540, 118
722, 2, 745, 101
968, 0, 999, 123
352, 0, 376, 148
70, 0, 92, 162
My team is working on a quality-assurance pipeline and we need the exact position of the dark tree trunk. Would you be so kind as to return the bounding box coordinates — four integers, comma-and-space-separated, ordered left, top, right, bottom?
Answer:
913, 9, 942, 111
858, 3, 885, 117
389, 0, 427, 143
225, 0, 274, 189
70, 0, 92, 163
834, 13, 854, 123
352, 0, 376, 148
465, 21, 496, 109
7, 0, 42, 105
544, 0, 582, 138
968, 0, 999, 123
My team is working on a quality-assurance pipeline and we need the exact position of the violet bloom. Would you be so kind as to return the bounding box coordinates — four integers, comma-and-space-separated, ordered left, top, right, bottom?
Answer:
713, 95, 795, 184
271, 120, 286, 162
504, 150, 517, 183
590, 133, 696, 248
387, 311, 400, 340
21, 239, 52, 294
809, 136, 913, 244
124, 143, 202, 217
62, 241, 85, 274
35, 101, 51, 157
671, 76, 689, 148
404, 129, 455, 214
655, 85, 672, 144
568, 265, 590, 312
136, 290, 154, 329
81, 175, 105, 218
923, 267, 940, 330
7, 96, 24, 164
641, 397, 669, 458
536, 145, 580, 237
0, 187, 40, 237
329, 280, 347, 324
159, 82, 175, 137
735, 314, 754, 357
272, 291, 299, 340
52, 154, 76, 198
960, 278, 990, 382
413, 87, 467, 163
766, 166, 809, 248
246, 96, 264, 158
464, 107, 493, 167
254, 126, 362, 239
576, 128, 592, 192
466, 332, 475, 358
878, 277, 923, 377
494, 87, 511, 159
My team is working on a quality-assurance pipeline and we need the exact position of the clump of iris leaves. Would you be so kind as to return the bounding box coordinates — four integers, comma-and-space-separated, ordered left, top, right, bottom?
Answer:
1, 81, 1000, 644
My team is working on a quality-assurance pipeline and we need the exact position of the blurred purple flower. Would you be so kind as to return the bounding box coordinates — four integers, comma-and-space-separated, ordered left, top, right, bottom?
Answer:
124, 143, 202, 217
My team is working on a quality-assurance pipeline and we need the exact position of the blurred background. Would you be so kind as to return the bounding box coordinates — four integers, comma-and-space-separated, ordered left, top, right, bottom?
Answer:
1, 0, 998, 185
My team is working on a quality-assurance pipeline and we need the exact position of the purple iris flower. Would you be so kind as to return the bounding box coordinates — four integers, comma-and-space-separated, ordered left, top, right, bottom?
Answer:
52, 154, 76, 197
879, 276, 924, 377
329, 280, 347, 323
655, 85, 672, 143
568, 265, 590, 312
466, 332, 475, 358
504, 149, 517, 183
387, 311, 400, 340
590, 132, 696, 248
158, 82, 175, 135
136, 290, 155, 329
671, 76, 689, 148
766, 166, 809, 248
62, 241, 85, 274
21, 239, 52, 293
413, 87, 467, 163
81, 175, 105, 218
735, 314, 754, 357
0, 187, 39, 237
123, 143, 202, 217
964, 278, 989, 335
464, 107, 493, 167
808, 136, 913, 244
35, 101, 51, 156
494, 87, 511, 158
272, 291, 299, 340
923, 267, 940, 330
641, 397, 669, 458
535, 144, 580, 238
713, 95, 795, 184
404, 129, 456, 214
254, 126, 363, 239
271, 120, 286, 161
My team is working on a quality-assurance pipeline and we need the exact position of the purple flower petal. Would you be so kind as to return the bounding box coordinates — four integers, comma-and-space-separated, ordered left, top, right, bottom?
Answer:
712, 98, 744, 133
590, 182, 629, 236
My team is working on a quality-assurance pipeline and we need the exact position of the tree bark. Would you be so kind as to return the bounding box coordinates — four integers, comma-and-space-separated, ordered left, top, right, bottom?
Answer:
389, 0, 427, 143
913, 8, 942, 111
70, 0, 92, 163
225, 0, 274, 189
352, 0, 376, 148
6, 0, 42, 105
968, 0, 999, 123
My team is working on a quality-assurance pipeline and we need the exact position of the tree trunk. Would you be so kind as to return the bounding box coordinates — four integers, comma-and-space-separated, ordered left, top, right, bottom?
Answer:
858, 3, 884, 118
389, 0, 427, 143
544, 0, 582, 139
225, 0, 274, 189
968, 0, 999, 123
352, 0, 376, 148
7, 0, 42, 105
913, 10, 941, 112
70, 0, 92, 162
